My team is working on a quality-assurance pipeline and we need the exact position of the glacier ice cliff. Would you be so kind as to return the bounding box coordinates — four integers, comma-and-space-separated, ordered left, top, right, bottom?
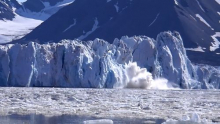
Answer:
0, 31, 219, 89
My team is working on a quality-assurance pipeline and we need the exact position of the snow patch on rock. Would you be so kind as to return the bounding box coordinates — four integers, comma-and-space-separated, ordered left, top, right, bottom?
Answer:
114, 2, 119, 13
196, 0, 205, 12
215, 0, 220, 5
196, 14, 214, 30
174, 0, 179, 5
78, 18, 99, 40
186, 46, 205, 52
210, 32, 220, 51
149, 13, 160, 27
63, 19, 76, 32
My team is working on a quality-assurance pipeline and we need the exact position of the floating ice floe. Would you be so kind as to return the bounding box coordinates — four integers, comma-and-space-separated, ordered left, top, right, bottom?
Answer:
84, 119, 114, 124
163, 113, 210, 124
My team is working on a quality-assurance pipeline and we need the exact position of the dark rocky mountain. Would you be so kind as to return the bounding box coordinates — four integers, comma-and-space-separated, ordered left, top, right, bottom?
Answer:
0, 0, 74, 43
0, 0, 74, 21
22, 0, 64, 13
10, 0, 220, 65
0, 0, 21, 20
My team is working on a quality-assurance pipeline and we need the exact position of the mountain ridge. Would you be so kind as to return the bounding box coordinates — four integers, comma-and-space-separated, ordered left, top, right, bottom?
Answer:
0, 0, 75, 43
11, 0, 220, 65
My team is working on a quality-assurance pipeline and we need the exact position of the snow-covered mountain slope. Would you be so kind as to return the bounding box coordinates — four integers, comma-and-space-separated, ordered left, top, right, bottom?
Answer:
15, 0, 220, 65
0, 0, 74, 43
0, 15, 43, 44
17, 0, 74, 20
1, 32, 219, 89
0, 0, 74, 20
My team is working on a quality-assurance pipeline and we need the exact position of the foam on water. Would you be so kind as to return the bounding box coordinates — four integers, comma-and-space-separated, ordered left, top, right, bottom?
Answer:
124, 62, 176, 90
151, 78, 176, 90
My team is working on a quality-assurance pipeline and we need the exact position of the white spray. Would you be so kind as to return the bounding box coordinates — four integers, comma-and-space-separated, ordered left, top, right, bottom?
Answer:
124, 62, 175, 90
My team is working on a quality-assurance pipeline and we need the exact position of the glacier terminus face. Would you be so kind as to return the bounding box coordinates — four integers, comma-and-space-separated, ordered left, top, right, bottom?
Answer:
0, 31, 219, 89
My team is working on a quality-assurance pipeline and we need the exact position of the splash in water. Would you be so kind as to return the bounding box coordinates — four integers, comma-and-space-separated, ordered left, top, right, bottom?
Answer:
124, 62, 175, 90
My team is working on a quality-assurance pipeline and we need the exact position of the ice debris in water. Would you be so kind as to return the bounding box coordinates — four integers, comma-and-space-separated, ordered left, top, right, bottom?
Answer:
124, 62, 174, 89
163, 113, 210, 124
125, 62, 153, 89
83, 119, 114, 124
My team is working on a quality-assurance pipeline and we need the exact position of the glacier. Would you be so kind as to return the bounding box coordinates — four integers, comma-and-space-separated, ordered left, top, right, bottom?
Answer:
0, 31, 219, 89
